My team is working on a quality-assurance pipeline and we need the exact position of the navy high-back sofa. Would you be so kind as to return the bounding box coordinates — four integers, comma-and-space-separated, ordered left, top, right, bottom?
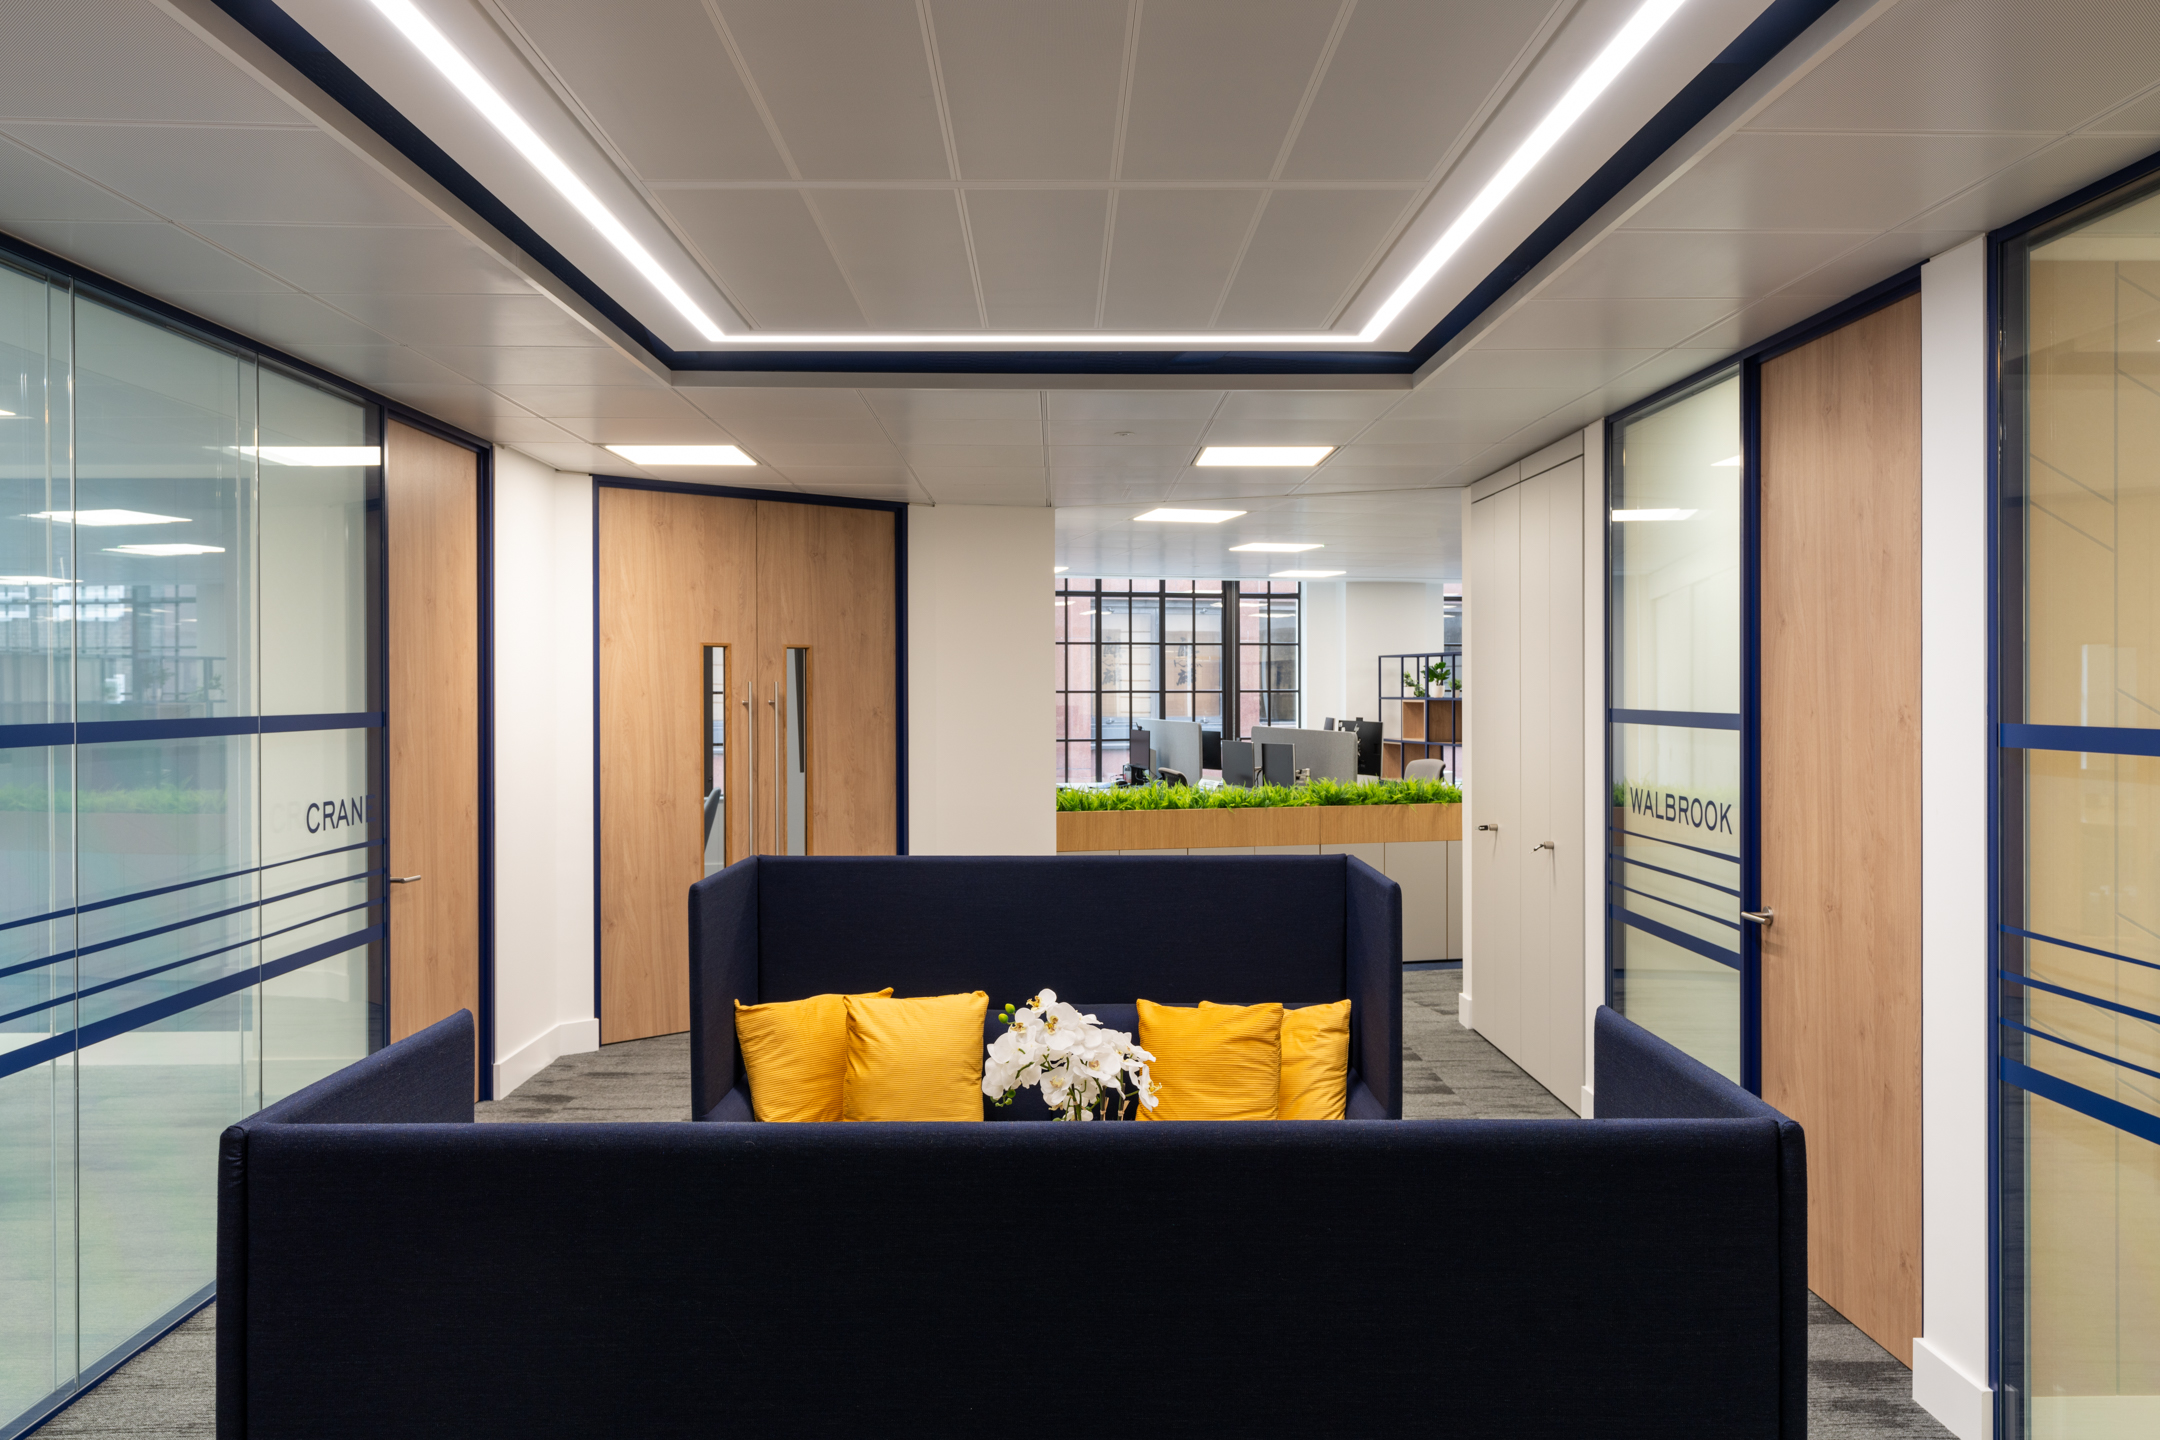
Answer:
214, 1003, 1808, 1438
687, 854, 1404, 1121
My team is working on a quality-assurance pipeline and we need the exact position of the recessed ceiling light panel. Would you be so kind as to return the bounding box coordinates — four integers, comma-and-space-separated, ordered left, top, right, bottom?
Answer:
1270, 569, 1345, 578
1196, 446, 1335, 467
606, 445, 756, 466
1229, 542, 1324, 553
1133, 508, 1246, 524
27, 509, 188, 526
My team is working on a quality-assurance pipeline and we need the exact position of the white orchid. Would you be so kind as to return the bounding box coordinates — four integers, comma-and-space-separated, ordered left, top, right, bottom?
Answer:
983, 988, 1160, 1121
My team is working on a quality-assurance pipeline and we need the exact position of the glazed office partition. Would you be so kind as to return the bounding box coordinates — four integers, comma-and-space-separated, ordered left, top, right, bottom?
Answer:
596, 483, 899, 1045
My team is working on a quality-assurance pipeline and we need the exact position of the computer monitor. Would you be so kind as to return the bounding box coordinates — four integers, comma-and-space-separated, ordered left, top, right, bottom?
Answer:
1346, 718, 1382, 776
1322, 717, 1336, 731
1200, 728, 1222, 771
1220, 739, 1256, 787
1261, 741, 1296, 787
1128, 725, 1152, 780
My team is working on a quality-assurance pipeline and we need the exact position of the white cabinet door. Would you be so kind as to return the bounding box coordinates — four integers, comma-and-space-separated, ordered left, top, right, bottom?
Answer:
1467, 482, 1522, 1055
1527, 458, 1586, 1108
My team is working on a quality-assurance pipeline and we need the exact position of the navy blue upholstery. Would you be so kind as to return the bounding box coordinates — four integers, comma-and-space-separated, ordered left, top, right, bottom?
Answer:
1595, 1005, 1809, 1439
688, 854, 1402, 1121
217, 1009, 474, 1440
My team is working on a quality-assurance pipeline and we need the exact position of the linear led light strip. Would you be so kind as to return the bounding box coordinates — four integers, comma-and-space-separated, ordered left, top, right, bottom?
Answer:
377, 0, 1684, 347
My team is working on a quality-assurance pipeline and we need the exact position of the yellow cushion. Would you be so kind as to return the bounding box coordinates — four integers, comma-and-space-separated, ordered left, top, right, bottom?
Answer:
1136, 1000, 1283, 1121
1273, 1000, 1352, 1120
733, 989, 892, 1122
841, 991, 988, 1122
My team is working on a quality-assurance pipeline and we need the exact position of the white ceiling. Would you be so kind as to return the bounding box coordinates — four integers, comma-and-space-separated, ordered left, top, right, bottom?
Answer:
0, 0, 2155, 583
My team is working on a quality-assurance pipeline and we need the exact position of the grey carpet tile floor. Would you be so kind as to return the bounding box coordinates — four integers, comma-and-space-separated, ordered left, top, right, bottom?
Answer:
40, 973, 1957, 1439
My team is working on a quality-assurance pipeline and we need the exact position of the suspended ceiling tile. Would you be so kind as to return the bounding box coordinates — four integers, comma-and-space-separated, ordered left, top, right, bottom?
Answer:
1118, 0, 1340, 181
369, 384, 541, 424
679, 387, 888, 442
1470, 297, 1742, 352
313, 293, 607, 349
481, 417, 584, 445
553, 415, 742, 444
1281, 0, 1547, 181
1292, 467, 1466, 492
1, 220, 287, 295
1326, 443, 1471, 469
1437, 347, 1669, 391
1386, 384, 1581, 425
861, 388, 1041, 426
896, 443, 1045, 469
1215, 188, 1412, 329
772, 464, 921, 490
966, 189, 1109, 329
5, 124, 437, 229
1539, 229, 1868, 301
1215, 390, 1397, 421
1195, 418, 1367, 446
1902, 134, 2160, 233
1767, 230, 1951, 304
2088, 86, 2160, 133
510, 441, 628, 474
1045, 418, 1211, 447
410, 345, 658, 388
1681, 292, 1869, 352
1047, 390, 1225, 421
806, 190, 981, 328
0, 136, 151, 224
876, 416, 1043, 447
0, 0, 303, 126
1625, 132, 2051, 234
289, 345, 476, 390
1747, 0, 2160, 135
1097, 188, 1261, 325
166, 292, 393, 350
713, 0, 949, 180
1166, 474, 1320, 498
1047, 442, 1197, 473
932, 0, 1126, 179
912, 469, 1049, 504
660, 189, 866, 330
188, 224, 530, 297
747, 441, 904, 467
490, 384, 701, 420
498, 0, 788, 181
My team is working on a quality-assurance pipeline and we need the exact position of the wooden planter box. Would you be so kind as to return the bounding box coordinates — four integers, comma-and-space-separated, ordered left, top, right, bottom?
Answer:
1055, 802, 1462, 853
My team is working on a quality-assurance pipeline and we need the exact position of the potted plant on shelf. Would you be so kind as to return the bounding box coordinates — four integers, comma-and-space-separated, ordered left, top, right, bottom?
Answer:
1402, 658, 1455, 697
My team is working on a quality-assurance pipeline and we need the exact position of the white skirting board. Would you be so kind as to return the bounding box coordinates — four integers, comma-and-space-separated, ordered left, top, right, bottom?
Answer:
494, 1017, 600, 1099
1911, 1335, 1993, 1440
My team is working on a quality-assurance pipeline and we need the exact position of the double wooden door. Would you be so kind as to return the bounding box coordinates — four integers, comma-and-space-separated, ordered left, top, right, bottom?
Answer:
598, 487, 897, 1044
1758, 295, 1923, 1362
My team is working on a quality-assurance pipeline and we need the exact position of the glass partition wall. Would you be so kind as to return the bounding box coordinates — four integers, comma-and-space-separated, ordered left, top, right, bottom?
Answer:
0, 259, 383, 1435
1606, 372, 1749, 1082
1999, 170, 2160, 1439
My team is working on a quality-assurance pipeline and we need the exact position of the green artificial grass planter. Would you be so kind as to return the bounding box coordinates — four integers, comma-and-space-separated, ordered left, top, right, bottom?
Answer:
1055, 777, 1461, 812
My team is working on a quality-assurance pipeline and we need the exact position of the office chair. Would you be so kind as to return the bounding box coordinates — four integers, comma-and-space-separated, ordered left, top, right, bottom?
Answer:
1404, 758, 1446, 781
1156, 767, 1190, 787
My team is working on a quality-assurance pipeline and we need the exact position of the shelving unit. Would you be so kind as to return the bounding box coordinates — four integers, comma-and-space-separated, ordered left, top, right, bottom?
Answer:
1378, 650, 1462, 780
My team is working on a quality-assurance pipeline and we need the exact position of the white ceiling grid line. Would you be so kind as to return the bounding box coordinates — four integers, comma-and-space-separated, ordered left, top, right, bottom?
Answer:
1094, 0, 1145, 329
913, 0, 989, 328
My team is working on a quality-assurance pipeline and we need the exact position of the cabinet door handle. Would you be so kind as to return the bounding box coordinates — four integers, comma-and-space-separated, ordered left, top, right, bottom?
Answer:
1476, 823, 1499, 832
1531, 842, 1553, 852
389, 875, 422, 884
1742, 908, 1775, 927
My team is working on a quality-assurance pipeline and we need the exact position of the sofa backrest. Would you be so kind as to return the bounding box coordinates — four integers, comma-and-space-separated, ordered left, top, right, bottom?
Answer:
753, 854, 1349, 1001
248, 1009, 475, 1126
218, 1115, 1796, 1439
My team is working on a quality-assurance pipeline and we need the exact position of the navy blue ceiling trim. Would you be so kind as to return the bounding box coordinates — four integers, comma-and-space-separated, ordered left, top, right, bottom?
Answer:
214, 0, 1840, 378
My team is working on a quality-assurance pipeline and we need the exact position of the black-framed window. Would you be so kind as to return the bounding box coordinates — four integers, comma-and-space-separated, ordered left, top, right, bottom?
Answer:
1055, 578, 1298, 782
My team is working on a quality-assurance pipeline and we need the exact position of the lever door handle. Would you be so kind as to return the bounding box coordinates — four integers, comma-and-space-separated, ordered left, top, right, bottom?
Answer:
1742, 908, 1774, 927
1531, 841, 1554, 852
1476, 823, 1499, 832
389, 875, 422, 885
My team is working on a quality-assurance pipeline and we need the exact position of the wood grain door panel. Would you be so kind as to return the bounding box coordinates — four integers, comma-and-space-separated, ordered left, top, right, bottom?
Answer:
1759, 295, 1923, 1363
598, 486, 758, 1044
384, 421, 481, 1082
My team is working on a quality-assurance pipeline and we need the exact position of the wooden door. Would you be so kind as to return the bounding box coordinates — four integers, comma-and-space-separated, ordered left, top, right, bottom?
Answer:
1759, 295, 1923, 1362
1467, 483, 1522, 1051
598, 486, 758, 1044
1521, 458, 1586, 1107
753, 501, 897, 856
384, 421, 481, 1076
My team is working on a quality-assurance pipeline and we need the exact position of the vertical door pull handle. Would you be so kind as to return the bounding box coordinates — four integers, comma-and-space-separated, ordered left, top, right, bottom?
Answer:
1742, 908, 1775, 927
770, 685, 782, 853
743, 694, 755, 857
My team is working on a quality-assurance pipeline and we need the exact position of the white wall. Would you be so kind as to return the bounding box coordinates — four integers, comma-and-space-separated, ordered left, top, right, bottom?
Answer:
490, 448, 598, 1098
1914, 237, 1994, 1440
1301, 580, 1454, 727
907, 504, 1055, 855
